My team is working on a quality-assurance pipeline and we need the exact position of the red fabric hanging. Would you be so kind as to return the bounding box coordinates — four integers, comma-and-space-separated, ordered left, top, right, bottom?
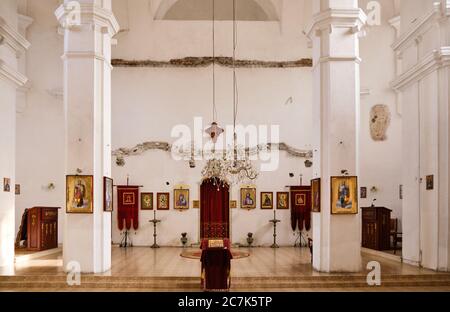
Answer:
290, 186, 312, 232
200, 179, 230, 239
117, 186, 139, 231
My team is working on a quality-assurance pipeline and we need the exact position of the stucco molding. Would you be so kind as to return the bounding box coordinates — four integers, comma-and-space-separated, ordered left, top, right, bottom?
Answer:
55, 3, 120, 37
0, 17, 31, 56
391, 47, 450, 91
0, 59, 28, 87
305, 8, 367, 39
392, 2, 448, 53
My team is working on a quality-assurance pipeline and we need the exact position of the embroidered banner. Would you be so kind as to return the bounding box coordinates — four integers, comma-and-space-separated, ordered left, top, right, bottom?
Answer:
290, 186, 312, 232
117, 186, 139, 231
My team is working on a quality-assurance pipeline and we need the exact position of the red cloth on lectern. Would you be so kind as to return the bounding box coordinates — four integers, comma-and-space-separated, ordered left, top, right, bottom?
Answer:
200, 239, 232, 291
290, 186, 312, 231
200, 179, 230, 239
117, 186, 139, 231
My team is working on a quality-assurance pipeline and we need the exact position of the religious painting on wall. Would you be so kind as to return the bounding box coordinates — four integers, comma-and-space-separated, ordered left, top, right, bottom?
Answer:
331, 176, 358, 215
230, 200, 237, 209
193, 200, 200, 209
360, 187, 367, 199
260, 192, 273, 209
66, 175, 94, 214
141, 192, 153, 210
311, 178, 321, 213
15, 184, 20, 195
240, 187, 256, 209
174, 189, 189, 210
276, 192, 289, 210
3, 178, 10, 192
426, 175, 434, 190
157, 193, 170, 210
103, 177, 113, 212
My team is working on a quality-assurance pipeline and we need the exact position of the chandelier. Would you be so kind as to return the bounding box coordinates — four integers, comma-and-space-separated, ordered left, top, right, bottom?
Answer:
201, 0, 259, 187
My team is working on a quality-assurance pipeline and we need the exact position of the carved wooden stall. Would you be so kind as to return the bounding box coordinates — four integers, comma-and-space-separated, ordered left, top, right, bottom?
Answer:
27, 207, 60, 251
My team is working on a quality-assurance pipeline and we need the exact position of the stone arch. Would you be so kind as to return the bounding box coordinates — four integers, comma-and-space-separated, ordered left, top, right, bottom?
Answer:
154, 0, 279, 21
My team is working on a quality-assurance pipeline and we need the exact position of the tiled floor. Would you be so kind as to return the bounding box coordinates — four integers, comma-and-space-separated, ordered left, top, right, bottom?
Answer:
0, 246, 442, 278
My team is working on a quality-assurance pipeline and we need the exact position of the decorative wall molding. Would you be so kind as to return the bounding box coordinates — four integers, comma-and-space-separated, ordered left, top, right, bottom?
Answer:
112, 57, 312, 68
392, 3, 447, 52
0, 17, 31, 56
55, 3, 120, 37
306, 8, 367, 39
0, 59, 28, 87
18, 14, 34, 33
112, 141, 313, 166
391, 47, 450, 91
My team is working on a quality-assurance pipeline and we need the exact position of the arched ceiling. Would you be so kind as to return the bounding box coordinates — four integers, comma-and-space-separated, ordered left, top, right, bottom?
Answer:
155, 0, 279, 21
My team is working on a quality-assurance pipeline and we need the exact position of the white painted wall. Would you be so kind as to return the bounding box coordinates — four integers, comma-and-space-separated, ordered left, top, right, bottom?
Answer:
15, 0, 65, 245
0, 0, 19, 268
359, 0, 402, 222
394, 0, 450, 271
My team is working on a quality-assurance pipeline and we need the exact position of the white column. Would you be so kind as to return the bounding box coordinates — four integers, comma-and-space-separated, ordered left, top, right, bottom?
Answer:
55, 0, 119, 273
0, 0, 29, 268
308, 0, 366, 272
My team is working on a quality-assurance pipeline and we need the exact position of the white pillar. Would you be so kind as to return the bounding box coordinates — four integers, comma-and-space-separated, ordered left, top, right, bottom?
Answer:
308, 0, 366, 272
55, 0, 119, 273
0, 0, 29, 268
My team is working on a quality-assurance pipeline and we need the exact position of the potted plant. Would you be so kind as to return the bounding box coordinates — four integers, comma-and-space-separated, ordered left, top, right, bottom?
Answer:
180, 232, 188, 247
247, 233, 254, 247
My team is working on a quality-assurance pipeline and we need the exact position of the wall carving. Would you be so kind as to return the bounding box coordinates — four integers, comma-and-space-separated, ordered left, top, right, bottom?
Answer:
112, 141, 313, 166
112, 57, 312, 68
370, 104, 391, 141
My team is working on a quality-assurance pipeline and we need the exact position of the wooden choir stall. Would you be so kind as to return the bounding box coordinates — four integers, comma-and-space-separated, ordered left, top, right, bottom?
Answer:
27, 207, 59, 251
200, 238, 233, 292
361, 206, 392, 251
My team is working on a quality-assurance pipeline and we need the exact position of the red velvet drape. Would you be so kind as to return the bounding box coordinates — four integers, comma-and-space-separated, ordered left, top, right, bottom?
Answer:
200, 179, 230, 239
117, 186, 139, 231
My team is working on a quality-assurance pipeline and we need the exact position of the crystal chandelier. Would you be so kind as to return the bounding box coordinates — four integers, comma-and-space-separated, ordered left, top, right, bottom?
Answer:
201, 0, 259, 187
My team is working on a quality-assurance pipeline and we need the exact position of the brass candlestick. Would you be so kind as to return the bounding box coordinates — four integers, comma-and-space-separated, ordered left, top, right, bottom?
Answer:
269, 210, 281, 248
149, 210, 161, 249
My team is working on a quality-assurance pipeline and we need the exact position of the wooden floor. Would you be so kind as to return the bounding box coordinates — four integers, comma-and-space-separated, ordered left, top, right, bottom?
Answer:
0, 246, 443, 278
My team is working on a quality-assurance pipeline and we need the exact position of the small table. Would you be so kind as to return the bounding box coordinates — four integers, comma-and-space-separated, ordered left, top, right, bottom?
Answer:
149, 211, 161, 249
269, 211, 281, 249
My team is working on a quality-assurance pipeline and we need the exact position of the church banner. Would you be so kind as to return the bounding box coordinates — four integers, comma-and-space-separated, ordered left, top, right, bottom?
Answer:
290, 186, 312, 232
117, 186, 140, 231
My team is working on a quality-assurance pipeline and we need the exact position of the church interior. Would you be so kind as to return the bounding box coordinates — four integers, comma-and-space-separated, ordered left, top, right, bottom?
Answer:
1, 0, 450, 292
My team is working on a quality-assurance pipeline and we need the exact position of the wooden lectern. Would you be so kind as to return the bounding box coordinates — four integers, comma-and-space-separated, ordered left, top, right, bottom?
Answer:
361, 206, 392, 251
27, 207, 59, 251
200, 239, 233, 292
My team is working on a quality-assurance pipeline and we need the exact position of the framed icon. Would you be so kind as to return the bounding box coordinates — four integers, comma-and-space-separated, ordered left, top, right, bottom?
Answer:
157, 192, 170, 210
426, 175, 434, 190
311, 178, 321, 213
66, 175, 94, 214
360, 186, 367, 199
240, 187, 256, 209
193, 200, 200, 209
103, 177, 113, 212
174, 188, 189, 210
141, 192, 154, 210
230, 200, 237, 209
331, 176, 358, 215
276, 192, 289, 210
261, 192, 273, 209
3, 178, 11, 192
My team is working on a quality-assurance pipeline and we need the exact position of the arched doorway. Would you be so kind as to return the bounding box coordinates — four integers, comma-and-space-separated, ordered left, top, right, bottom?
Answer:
200, 179, 230, 239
